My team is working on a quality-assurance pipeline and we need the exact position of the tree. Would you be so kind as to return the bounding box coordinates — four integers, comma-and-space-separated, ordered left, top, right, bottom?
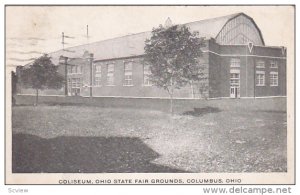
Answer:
21, 54, 64, 105
144, 24, 206, 114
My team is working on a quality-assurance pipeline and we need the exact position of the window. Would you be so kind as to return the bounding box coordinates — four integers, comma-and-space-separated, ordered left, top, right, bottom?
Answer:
230, 73, 240, 86
143, 64, 152, 86
70, 78, 81, 96
70, 78, 82, 88
67, 66, 71, 74
256, 71, 265, 86
256, 61, 265, 68
71, 66, 76, 74
95, 64, 102, 73
68, 65, 82, 74
76, 66, 80, 73
270, 61, 278, 68
94, 64, 101, 86
270, 72, 278, 86
124, 62, 133, 86
106, 64, 114, 86
230, 58, 241, 68
67, 78, 72, 93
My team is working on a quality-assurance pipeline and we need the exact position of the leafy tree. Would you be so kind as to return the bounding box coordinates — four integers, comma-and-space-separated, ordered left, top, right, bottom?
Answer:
144, 24, 206, 114
21, 54, 64, 105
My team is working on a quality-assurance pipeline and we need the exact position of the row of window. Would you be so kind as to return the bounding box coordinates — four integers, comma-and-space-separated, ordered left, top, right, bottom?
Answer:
256, 60, 278, 69
230, 58, 278, 69
67, 78, 82, 89
230, 58, 279, 87
256, 71, 278, 86
255, 60, 278, 86
229, 70, 278, 87
67, 60, 279, 88
93, 62, 152, 87
67, 65, 83, 74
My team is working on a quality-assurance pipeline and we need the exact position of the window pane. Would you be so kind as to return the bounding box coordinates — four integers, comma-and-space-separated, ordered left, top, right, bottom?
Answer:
107, 64, 114, 85
95, 65, 101, 73
256, 61, 265, 68
124, 62, 132, 71
107, 64, 114, 73
256, 71, 265, 86
270, 72, 278, 86
94, 73, 101, 86
124, 62, 133, 86
230, 73, 240, 86
67, 66, 71, 74
230, 58, 240, 67
143, 64, 152, 86
107, 76, 114, 85
71, 66, 76, 73
270, 61, 278, 68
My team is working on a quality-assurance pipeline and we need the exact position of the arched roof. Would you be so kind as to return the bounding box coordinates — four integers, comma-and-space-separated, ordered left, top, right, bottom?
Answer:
47, 12, 264, 64
186, 12, 265, 45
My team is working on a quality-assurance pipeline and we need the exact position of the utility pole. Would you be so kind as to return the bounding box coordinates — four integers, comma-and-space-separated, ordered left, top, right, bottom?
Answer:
86, 25, 90, 51
86, 25, 93, 98
62, 32, 65, 55
61, 32, 74, 96
59, 55, 68, 96
87, 25, 89, 43
89, 53, 93, 97
62, 32, 75, 53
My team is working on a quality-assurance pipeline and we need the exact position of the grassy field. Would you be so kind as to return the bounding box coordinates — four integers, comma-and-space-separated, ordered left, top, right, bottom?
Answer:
12, 98, 287, 173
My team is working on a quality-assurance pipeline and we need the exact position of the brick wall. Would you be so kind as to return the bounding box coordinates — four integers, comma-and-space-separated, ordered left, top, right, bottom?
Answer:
92, 57, 193, 98
208, 42, 287, 98
16, 42, 286, 99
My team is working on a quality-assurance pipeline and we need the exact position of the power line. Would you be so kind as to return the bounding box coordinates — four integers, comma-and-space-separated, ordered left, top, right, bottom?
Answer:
62, 32, 76, 52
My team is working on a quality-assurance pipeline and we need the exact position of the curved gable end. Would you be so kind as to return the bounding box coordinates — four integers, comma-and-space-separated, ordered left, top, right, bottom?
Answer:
215, 13, 265, 46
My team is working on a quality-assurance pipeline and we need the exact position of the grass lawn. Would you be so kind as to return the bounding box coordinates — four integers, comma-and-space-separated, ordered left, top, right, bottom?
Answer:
12, 98, 287, 173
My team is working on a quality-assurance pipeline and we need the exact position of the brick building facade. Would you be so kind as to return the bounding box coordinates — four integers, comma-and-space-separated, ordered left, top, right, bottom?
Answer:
16, 12, 287, 99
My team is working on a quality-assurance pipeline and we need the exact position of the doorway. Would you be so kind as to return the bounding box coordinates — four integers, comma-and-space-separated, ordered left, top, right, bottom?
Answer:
230, 86, 240, 98
68, 78, 82, 96
230, 72, 240, 98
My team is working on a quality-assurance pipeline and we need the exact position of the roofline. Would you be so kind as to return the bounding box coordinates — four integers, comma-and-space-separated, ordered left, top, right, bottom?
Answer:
51, 31, 151, 56
51, 12, 269, 63
215, 12, 266, 46
219, 43, 286, 48
52, 13, 244, 55
183, 12, 240, 26
93, 43, 286, 62
93, 55, 145, 63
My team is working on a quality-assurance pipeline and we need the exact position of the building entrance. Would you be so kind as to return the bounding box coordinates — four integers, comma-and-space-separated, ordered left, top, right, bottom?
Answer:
68, 78, 82, 96
230, 72, 240, 98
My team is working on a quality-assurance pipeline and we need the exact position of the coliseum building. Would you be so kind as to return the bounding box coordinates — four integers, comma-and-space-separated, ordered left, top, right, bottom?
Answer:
16, 12, 287, 99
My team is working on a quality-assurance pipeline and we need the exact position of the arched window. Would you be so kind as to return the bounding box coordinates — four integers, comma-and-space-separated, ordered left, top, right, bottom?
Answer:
216, 15, 264, 45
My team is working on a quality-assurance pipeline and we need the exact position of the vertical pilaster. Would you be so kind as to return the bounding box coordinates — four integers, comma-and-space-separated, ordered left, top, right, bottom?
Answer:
89, 53, 94, 97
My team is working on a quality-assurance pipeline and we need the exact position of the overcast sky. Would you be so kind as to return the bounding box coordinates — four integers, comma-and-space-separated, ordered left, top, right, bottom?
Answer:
6, 6, 294, 67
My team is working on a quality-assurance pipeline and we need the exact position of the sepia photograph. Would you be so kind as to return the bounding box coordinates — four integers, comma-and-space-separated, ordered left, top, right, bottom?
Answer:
5, 5, 295, 184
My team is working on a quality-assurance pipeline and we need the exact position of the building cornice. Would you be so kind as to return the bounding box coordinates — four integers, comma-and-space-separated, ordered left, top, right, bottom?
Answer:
202, 50, 286, 59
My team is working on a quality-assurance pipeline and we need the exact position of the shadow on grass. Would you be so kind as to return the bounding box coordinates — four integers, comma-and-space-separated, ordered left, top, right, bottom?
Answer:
257, 110, 287, 114
182, 106, 221, 117
13, 104, 36, 107
12, 133, 186, 173
13, 103, 87, 107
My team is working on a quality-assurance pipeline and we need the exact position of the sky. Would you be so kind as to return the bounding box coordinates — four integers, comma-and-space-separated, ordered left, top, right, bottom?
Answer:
5, 6, 294, 68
